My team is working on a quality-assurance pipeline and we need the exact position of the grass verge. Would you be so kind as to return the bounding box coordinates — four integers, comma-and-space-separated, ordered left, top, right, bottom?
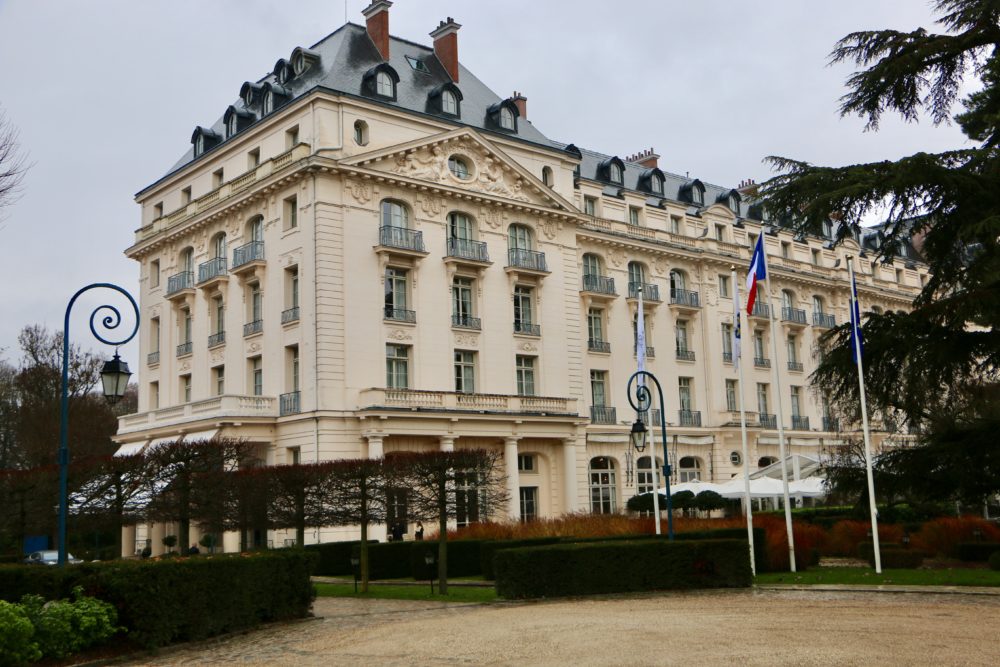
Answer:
756, 567, 1000, 587
314, 583, 498, 603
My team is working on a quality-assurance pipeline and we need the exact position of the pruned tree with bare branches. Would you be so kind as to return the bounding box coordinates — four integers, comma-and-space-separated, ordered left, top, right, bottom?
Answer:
0, 106, 29, 223
266, 461, 339, 547
328, 458, 388, 591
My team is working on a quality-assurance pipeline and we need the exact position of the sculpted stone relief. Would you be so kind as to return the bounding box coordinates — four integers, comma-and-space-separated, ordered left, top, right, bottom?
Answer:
607, 248, 625, 268
482, 207, 503, 230
388, 141, 531, 203
347, 179, 372, 204
455, 334, 479, 347
387, 329, 412, 342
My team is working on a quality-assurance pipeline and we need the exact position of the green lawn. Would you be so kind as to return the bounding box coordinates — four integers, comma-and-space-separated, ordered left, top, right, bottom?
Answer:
756, 567, 1000, 587
314, 582, 498, 603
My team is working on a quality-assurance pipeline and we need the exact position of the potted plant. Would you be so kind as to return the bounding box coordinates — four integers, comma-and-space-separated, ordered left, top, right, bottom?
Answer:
162, 534, 178, 554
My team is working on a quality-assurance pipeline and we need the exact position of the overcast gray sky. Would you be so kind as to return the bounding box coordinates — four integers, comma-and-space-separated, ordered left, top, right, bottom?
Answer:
0, 0, 971, 364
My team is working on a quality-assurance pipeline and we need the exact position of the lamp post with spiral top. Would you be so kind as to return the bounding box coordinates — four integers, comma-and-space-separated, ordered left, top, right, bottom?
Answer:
626, 370, 674, 540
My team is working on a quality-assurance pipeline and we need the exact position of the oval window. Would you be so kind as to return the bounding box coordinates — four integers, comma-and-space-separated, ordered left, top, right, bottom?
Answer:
730, 451, 742, 466
448, 155, 471, 180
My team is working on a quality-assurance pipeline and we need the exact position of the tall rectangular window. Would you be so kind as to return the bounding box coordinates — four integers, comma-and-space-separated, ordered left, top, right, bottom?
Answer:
285, 126, 299, 149
212, 168, 224, 189
790, 386, 802, 418
214, 366, 225, 396
250, 283, 262, 323
150, 317, 160, 353
587, 308, 604, 343
726, 379, 738, 412
678, 377, 692, 411
248, 148, 260, 169
670, 216, 681, 234
675, 320, 689, 353
386, 344, 409, 389
519, 487, 538, 522
150, 260, 160, 288
181, 186, 191, 206
452, 277, 474, 325
250, 357, 263, 396
454, 350, 475, 393
153, 202, 163, 219
150, 381, 159, 410
516, 355, 536, 396
583, 196, 596, 216
754, 330, 766, 359
721, 323, 733, 357
513, 285, 534, 328
757, 383, 769, 415
284, 195, 298, 230
590, 370, 607, 406
213, 296, 225, 335
781, 241, 791, 259
718, 274, 730, 298
288, 447, 301, 465
287, 345, 300, 392
286, 267, 299, 309
629, 206, 641, 226
181, 308, 192, 344
715, 224, 725, 241
384, 267, 408, 317
180, 374, 192, 403
786, 335, 798, 363
811, 249, 821, 265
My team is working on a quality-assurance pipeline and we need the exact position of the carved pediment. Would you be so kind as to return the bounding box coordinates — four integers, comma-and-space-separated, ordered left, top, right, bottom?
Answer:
341, 129, 576, 213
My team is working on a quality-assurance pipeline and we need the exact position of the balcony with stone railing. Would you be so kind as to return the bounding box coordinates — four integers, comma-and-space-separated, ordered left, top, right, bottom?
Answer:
358, 388, 577, 416
590, 405, 617, 425
117, 394, 278, 435
579, 216, 696, 249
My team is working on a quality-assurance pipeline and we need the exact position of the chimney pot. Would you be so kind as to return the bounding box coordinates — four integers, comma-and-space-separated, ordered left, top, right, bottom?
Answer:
633, 147, 659, 169
512, 91, 527, 120
363, 1, 393, 61
430, 16, 462, 82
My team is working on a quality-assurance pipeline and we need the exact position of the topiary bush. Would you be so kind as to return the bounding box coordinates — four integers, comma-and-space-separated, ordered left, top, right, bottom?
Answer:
494, 539, 751, 599
626, 493, 669, 514
0, 600, 41, 666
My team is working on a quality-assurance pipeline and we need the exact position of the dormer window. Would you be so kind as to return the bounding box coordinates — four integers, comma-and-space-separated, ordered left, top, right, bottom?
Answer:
610, 163, 622, 183
718, 189, 741, 213
191, 127, 222, 157
730, 193, 739, 212
377, 72, 393, 96
429, 83, 463, 119
274, 59, 292, 85
651, 174, 663, 194
362, 64, 400, 101
442, 90, 458, 115
224, 106, 255, 139
291, 47, 320, 76
692, 187, 703, 205
682, 179, 706, 206
598, 157, 625, 185
639, 167, 665, 195
500, 107, 514, 130
262, 83, 290, 115
240, 82, 264, 109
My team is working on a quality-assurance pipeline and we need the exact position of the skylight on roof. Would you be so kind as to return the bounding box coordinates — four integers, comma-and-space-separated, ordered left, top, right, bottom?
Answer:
405, 55, 430, 73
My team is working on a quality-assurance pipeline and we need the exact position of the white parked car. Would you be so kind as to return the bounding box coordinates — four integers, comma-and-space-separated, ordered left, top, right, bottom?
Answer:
23, 550, 82, 565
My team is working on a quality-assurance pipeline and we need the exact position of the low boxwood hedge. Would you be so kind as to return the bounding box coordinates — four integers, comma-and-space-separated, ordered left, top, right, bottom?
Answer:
349, 542, 413, 580
305, 540, 379, 576
494, 539, 751, 599
956, 542, 1000, 562
989, 550, 1000, 571
480, 538, 563, 580
0, 550, 316, 649
410, 540, 485, 580
857, 542, 924, 569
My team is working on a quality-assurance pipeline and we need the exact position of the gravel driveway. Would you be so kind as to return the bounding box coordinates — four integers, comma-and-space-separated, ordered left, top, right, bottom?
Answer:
126, 589, 1000, 666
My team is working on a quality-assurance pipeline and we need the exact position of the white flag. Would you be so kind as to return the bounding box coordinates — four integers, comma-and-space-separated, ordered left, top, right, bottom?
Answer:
732, 274, 742, 370
636, 286, 646, 373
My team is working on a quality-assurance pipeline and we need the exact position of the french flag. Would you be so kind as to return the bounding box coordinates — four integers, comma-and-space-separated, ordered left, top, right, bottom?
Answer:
745, 235, 767, 316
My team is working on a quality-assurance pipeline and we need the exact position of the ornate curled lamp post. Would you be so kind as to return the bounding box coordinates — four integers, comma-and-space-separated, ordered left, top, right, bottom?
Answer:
58, 283, 139, 566
626, 371, 674, 540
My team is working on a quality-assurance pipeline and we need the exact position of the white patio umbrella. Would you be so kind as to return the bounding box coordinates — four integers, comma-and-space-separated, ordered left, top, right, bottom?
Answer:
716, 477, 786, 499
788, 477, 828, 497
656, 480, 722, 496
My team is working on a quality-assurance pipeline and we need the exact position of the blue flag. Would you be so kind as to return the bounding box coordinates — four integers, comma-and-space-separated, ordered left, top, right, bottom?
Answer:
850, 269, 864, 362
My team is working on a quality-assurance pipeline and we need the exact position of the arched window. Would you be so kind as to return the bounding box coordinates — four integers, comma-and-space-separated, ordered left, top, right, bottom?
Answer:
582, 253, 602, 278
678, 456, 702, 483
758, 456, 778, 468
636, 456, 663, 495
781, 289, 795, 310
588, 457, 617, 514
609, 163, 623, 184
651, 174, 663, 195
508, 224, 532, 251
542, 166, 553, 187
691, 186, 704, 206
448, 212, 475, 241
442, 89, 458, 115
812, 295, 824, 315
212, 233, 226, 259
500, 106, 515, 130
376, 71, 394, 97
628, 261, 645, 286
670, 269, 686, 293
354, 120, 369, 146
247, 216, 264, 243
381, 200, 409, 229
180, 247, 194, 275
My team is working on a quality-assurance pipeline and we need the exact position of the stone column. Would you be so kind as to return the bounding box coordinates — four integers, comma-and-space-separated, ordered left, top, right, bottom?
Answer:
504, 437, 520, 521
366, 434, 384, 459
439, 436, 455, 452
150, 522, 166, 557
366, 434, 387, 542
563, 437, 579, 514
121, 525, 136, 558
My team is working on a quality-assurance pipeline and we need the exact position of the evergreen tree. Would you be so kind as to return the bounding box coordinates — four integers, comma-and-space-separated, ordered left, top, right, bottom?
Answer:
760, 0, 1000, 503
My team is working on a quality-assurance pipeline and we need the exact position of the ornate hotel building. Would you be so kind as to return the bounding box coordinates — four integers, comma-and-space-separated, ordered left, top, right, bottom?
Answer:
115, 2, 927, 552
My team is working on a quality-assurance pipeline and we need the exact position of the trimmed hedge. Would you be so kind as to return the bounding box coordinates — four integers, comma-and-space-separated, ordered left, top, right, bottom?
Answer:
494, 539, 751, 599
857, 542, 925, 569
410, 540, 485, 579
989, 550, 1000, 571
305, 540, 379, 576
0, 550, 316, 649
349, 542, 413, 580
956, 542, 1000, 562
480, 538, 563, 580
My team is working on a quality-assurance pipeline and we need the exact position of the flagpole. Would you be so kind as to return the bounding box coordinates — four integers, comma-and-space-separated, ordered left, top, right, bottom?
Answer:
636, 286, 661, 535
765, 274, 797, 572
848, 257, 881, 573
732, 266, 756, 575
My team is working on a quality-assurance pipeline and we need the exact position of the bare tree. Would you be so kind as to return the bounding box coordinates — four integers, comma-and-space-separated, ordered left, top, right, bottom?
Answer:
266, 462, 339, 547
329, 458, 388, 592
70, 453, 152, 558
0, 106, 29, 223
395, 449, 508, 595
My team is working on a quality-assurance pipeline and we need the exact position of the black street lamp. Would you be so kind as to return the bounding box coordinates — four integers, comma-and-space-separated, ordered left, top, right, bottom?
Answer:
424, 550, 436, 594
58, 284, 139, 567
350, 555, 360, 593
626, 370, 674, 540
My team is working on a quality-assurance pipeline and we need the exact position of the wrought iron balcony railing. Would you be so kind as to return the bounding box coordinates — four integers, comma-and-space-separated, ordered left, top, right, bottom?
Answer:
279, 391, 301, 416
781, 307, 807, 324
176, 341, 193, 357
822, 417, 840, 432
507, 248, 547, 271
670, 288, 700, 308
281, 307, 300, 324
452, 314, 481, 330
750, 302, 770, 318
627, 282, 660, 301
513, 321, 541, 336
384, 307, 416, 323
759, 413, 777, 429
640, 408, 662, 426
380, 226, 425, 252
208, 331, 226, 348
791, 415, 810, 430
590, 405, 617, 424
244, 319, 263, 337
581, 273, 616, 295
588, 339, 611, 353
787, 361, 804, 372
812, 312, 836, 328
678, 410, 702, 427
633, 345, 655, 358
446, 238, 489, 262
232, 241, 264, 268
166, 271, 194, 295
676, 348, 696, 362
754, 357, 771, 368
198, 257, 227, 283
147, 351, 160, 365
722, 351, 733, 364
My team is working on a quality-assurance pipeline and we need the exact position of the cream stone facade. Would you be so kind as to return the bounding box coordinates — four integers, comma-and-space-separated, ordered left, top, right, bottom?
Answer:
116, 4, 927, 554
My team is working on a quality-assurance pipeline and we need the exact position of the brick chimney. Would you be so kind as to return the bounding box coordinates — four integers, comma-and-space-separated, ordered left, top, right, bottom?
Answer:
737, 178, 758, 197
363, 1, 392, 61
626, 148, 659, 169
430, 17, 461, 82
512, 91, 527, 120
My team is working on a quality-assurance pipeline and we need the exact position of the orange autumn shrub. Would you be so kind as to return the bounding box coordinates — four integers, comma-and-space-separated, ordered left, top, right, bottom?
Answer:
912, 517, 1000, 558
824, 520, 904, 557
754, 515, 826, 570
